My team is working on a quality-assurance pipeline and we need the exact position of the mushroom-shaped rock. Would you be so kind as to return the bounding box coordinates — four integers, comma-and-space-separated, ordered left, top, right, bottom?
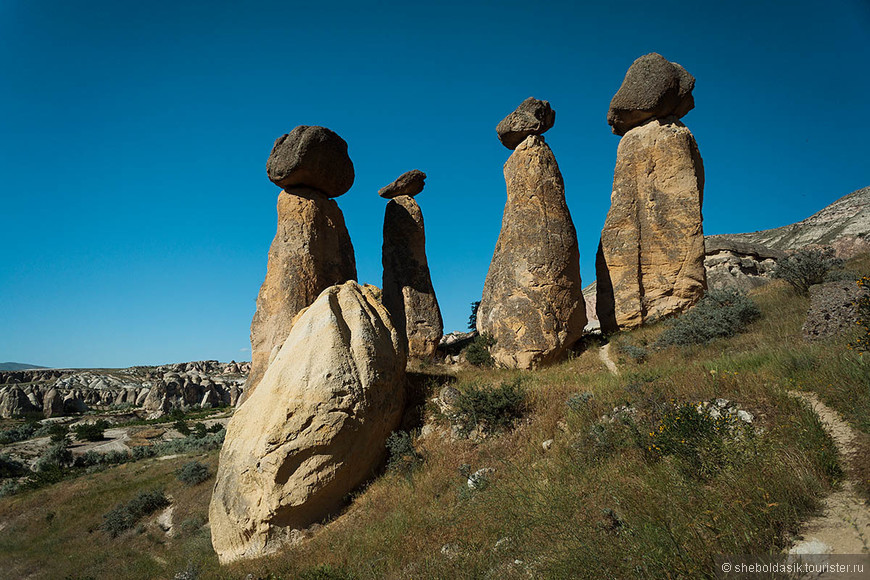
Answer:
382, 193, 443, 358
210, 281, 406, 564
607, 53, 695, 136
378, 169, 427, 199
496, 97, 556, 149
244, 188, 357, 401
477, 135, 587, 368
266, 126, 355, 197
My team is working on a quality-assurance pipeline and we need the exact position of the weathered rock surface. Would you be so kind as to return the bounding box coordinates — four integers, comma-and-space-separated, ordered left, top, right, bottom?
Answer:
706, 186, 870, 259
496, 97, 556, 150
245, 189, 357, 400
607, 53, 695, 136
266, 126, 355, 198
382, 194, 443, 359
0, 386, 37, 419
802, 280, 867, 341
378, 169, 427, 199
210, 281, 406, 564
596, 119, 706, 332
478, 135, 587, 368
704, 238, 785, 292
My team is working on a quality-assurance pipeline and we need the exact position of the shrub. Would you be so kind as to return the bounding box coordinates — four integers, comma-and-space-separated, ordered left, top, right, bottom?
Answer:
617, 342, 648, 363
656, 289, 761, 347
297, 565, 357, 580
178, 516, 206, 536
102, 488, 169, 538
173, 419, 191, 436
73, 419, 110, 441
46, 423, 70, 443
191, 422, 207, 439
0, 479, 19, 498
34, 440, 73, 472
566, 392, 594, 413
849, 276, 870, 352
205, 423, 224, 434
774, 247, 844, 294
0, 421, 39, 445
464, 332, 496, 367
0, 454, 27, 479
385, 431, 423, 475
454, 378, 527, 436
176, 461, 210, 486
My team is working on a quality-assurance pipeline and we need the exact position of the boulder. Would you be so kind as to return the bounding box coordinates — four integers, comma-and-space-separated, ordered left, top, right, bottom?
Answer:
210, 281, 406, 564
496, 97, 556, 149
378, 170, 427, 199
266, 126, 354, 197
607, 53, 695, 136
803, 280, 867, 341
477, 135, 587, 368
382, 194, 443, 359
245, 188, 357, 401
596, 118, 706, 332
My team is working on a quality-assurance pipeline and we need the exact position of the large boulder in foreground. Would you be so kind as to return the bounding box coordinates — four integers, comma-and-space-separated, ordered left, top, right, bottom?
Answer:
382, 194, 443, 359
210, 281, 406, 564
607, 53, 695, 136
266, 126, 355, 197
496, 97, 556, 150
244, 189, 357, 401
596, 118, 706, 332
477, 135, 587, 369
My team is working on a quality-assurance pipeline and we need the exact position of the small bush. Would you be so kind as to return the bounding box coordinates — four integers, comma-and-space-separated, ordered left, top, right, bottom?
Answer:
191, 422, 207, 439
385, 431, 423, 475
205, 423, 224, 434
176, 461, 210, 486
0, 454, 27, 479
46, 423, 70, 443
173, 419, 191, 436
0, 479, 19, 498
0, 421, 39, 445
178, 516, 206, 536
34, 440, 73, 472
617, 342, 648, 363
73, 419, 110, 442
849, 276, 870, 352
102, 488, 169, 538
464, 332, 496, 367
297, 565, 357, 580
566, 392, 594, 413
656, 289, 761, 347
454, 378, 527, 436
774, 247, 844, 294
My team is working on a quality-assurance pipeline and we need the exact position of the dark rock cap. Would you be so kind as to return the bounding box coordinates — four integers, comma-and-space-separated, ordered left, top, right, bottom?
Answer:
266, 125, 355, 198
496, 97, 556, 150
607, 53, 695, 136
378, 169, 427, 199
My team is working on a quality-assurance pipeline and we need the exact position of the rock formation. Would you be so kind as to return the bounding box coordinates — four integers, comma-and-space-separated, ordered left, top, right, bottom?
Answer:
802, 280, 868, 341
495, 97, 556, 150
245, 126, 358, 400
381, 170, 443, 359
210, 281, 406, 564
704, 238, 785, 292
596, 54, 706, 333
478, 100, 586, 369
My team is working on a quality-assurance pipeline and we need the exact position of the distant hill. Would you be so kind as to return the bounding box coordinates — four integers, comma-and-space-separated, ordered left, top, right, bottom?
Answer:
707, 186, 869, 253
0, 362, 49, 371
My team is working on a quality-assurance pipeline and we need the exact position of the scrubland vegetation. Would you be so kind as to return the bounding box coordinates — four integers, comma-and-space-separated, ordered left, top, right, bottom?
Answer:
0, 255, 867, 579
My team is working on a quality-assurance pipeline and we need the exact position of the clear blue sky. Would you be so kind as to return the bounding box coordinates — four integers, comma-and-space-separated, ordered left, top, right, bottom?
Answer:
1, 0, 868, 368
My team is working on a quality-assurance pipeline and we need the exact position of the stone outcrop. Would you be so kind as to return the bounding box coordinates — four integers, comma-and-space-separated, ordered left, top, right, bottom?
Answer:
266, 126, 354, 197
381, 172, 442, 359
496, 97, 556, 149
0, 386, 37, 419
597, 54, 705, 333
378, 169, 427, 199
246, 187, 357, 400
607, 53, 695, 136
478, 133, 587, 369
596, 118, 706, 332
704, 238, 785, 292
803, 280, 868, 341
210, 281, 406, 564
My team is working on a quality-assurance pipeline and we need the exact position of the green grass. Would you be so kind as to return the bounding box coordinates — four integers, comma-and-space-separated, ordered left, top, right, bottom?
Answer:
1, 259, 868, 578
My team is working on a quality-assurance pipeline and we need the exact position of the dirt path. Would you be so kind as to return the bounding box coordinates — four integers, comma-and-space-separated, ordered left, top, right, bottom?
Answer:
788, 391, 870, 557
599, 343, 619, 376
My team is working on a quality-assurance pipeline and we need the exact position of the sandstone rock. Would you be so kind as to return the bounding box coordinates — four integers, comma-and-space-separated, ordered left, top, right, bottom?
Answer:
704, 238, 784, 293
496, 97, 556, 149
41, 388, 63, 418
245, 189, 357, 401
210, 281, 406, 564
0, 386, 37, 418
382, 195, 443, 359
607, 53, 695, 136
266, 126, 355, 197
596, 119, 706, 332
378, 170, 427, 199
477, 135, 587, 368
802, 280, 867, 341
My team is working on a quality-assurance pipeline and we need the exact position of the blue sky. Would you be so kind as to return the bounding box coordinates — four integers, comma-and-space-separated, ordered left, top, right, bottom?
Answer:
1, 0, 868, 368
